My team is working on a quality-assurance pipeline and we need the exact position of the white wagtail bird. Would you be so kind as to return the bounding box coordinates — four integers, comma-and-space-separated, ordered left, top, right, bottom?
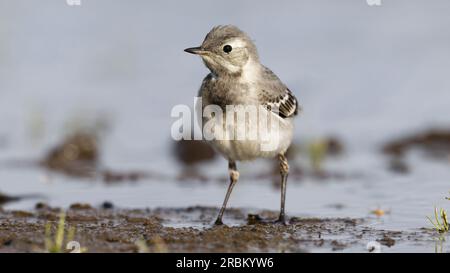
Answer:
185, 25, 300, 225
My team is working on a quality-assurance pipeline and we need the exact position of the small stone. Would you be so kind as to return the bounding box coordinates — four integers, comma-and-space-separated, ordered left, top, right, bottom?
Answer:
69, 203, 92, 210
101, 201, 114, 209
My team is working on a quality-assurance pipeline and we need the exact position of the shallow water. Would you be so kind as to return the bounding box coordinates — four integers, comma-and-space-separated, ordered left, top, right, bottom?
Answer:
1, 0, 450, 252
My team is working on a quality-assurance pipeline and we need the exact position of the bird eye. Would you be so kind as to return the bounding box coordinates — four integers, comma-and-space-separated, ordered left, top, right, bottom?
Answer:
223, 45, 232, 53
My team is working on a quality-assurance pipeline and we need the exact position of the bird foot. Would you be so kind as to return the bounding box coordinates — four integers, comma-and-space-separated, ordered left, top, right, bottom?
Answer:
214, 218, 224, 226
274, 217, 288, 226
247, 214, 289, 226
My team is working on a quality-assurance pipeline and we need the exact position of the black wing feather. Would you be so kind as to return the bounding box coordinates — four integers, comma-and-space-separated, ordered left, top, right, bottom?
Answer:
263, 88, 299, 118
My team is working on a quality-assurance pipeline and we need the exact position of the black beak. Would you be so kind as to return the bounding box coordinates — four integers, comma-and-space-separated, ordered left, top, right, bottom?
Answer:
184, 47, 205, 55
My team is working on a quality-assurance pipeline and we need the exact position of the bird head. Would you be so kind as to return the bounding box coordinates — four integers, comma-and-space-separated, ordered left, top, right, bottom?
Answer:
185, 25, 259, 77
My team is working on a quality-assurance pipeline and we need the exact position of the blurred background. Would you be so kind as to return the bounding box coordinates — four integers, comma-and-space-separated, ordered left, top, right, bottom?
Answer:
0, 0, 449, 239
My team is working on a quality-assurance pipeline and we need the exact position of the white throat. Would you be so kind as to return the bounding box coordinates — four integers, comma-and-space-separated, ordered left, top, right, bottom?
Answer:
240, 59, 261, 83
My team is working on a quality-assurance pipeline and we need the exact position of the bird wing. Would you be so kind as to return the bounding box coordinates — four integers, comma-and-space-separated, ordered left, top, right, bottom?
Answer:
258, 67, 300, 119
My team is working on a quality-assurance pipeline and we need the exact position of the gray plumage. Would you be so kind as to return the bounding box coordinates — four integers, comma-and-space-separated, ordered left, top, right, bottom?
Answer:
185, 25, 300, 225
201, 66, 299, 119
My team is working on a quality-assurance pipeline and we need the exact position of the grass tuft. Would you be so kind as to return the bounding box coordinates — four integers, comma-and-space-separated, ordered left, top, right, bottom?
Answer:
134, 235, 168, 253
44, 210, 86, 253
427, 207, 449, 234
308, 140, 328, 173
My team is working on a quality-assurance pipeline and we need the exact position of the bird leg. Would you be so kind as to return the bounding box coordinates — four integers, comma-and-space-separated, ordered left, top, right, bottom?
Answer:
214, 161, 239, 225
277, 153, 289, 224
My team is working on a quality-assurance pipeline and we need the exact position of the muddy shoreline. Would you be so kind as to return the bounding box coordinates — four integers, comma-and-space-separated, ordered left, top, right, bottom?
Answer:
0, 205, 436, 253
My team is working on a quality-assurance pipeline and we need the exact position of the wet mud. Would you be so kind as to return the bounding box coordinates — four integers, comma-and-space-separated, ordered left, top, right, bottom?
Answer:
0, 193, 21, 206
383, 129, 450, 173
32, 132, 149, 183
41, 132, 99, 178
383, 129, 450, 159
0, 205, 435, 253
